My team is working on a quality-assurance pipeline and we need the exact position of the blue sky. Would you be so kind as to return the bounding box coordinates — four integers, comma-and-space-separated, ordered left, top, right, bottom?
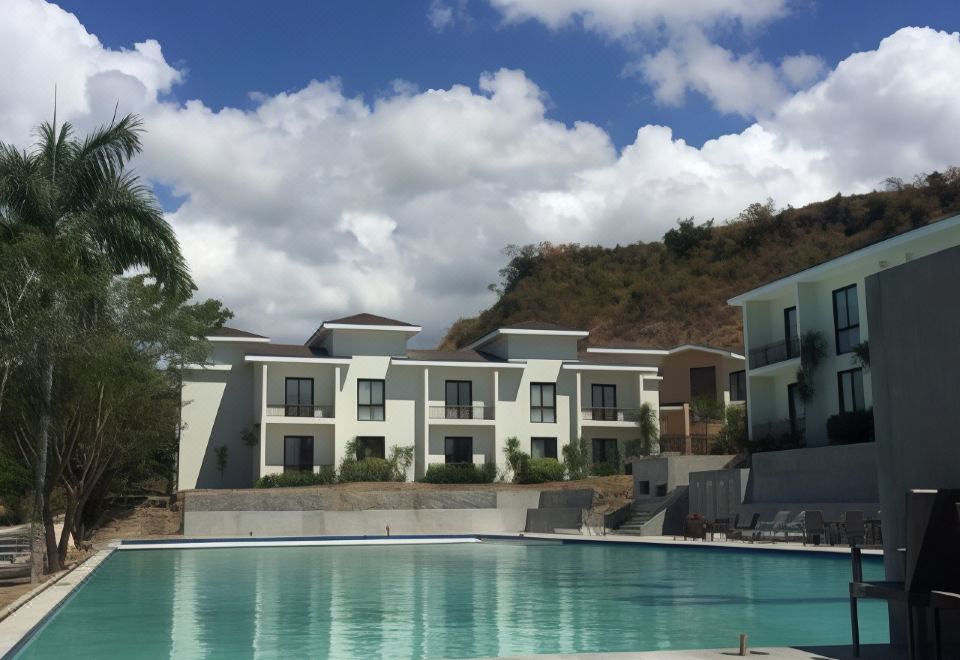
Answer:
4, 0, 960, 342
54, 1, 960, 150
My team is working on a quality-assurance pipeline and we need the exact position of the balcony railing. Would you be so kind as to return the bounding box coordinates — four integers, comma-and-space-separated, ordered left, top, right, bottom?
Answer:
266, 404, 335, 419
752, 417, 806, 446
748, 337, 800, 369
429, 406, 495, 420
658, 434, 719, 455
581, 407, 640, 422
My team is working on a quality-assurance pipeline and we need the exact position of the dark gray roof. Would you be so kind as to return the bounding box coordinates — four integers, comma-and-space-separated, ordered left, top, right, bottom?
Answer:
324, 313, 418, 327
572, 352, 660, 367
245, 344, 331, 358
404, 349, 508, 363
207, 326, 267, 339
500, 320, 583, 332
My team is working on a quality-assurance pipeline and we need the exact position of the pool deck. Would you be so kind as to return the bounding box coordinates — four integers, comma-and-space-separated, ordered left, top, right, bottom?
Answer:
490, 532, 884, 556
487, 644, 903, 659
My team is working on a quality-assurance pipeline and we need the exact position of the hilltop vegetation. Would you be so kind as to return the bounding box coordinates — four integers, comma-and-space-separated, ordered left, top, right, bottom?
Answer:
441, 170, 960, 350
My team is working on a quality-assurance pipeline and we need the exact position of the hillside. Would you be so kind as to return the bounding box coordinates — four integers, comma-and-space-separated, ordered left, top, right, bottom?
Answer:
441, 170, 960, 350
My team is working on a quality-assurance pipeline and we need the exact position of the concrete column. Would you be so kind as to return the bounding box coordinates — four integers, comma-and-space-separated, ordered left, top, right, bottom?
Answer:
575, 370, 583, 442
334, 366, 342, 464
682, 401, 692, 455
259, 363, 268, 476
422, 367, 430, 473
493, 369, 500, 467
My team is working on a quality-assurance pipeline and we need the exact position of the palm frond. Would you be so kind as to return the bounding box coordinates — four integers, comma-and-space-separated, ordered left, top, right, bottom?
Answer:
74, 171, 193, 296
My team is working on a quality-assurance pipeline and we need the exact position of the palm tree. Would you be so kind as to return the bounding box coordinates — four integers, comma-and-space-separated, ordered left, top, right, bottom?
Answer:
0, 113, 192, 573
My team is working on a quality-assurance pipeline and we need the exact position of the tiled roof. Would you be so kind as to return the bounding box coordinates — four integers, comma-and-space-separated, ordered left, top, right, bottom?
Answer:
207, 326, 267, 339
324, 313, 418, 327
499, 320, 583, 332
245, 344, 331, 358
405, 349, 508, 363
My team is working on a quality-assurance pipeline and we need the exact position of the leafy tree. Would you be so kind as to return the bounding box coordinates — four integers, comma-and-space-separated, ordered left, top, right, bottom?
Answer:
0, 113, 195, 573
663, 217, 713, 258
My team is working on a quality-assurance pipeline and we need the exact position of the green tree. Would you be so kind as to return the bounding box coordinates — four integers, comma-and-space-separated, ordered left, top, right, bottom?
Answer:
0, 114, 194, 573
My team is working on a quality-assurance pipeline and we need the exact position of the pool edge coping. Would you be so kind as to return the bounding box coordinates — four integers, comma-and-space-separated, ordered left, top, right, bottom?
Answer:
0, 547, 116, 659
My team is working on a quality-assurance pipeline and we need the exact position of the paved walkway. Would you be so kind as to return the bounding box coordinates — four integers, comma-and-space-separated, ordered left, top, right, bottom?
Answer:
486, 644, 902, 659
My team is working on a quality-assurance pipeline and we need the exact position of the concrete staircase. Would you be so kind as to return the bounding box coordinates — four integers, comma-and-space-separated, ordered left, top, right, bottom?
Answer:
611, 486, 690, 536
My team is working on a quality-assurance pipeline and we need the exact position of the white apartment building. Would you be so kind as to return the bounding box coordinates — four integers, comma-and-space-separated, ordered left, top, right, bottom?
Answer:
728, 213, 960, 447
178, 315, 663, 489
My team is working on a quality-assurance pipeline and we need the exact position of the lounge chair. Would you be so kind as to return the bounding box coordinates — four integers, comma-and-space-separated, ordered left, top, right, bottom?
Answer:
755, 510, 790, 541
784, 511, 806, 541
726, 513, 759, 541
841, 510, 866, 546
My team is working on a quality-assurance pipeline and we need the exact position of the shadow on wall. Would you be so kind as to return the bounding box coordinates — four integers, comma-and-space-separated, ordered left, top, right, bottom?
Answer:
192, 369, 254, 489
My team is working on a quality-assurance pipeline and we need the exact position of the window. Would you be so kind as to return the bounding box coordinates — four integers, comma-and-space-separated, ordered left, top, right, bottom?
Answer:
285, 378, 314, 417
445, 380, 473, 419
444, 437, 472, 464
729, 370, 746, 402
357, 379, 385, 421
832, 284, 860, 354
356, 436, 385, 460
530, 383, 556, 423
283, 436, 313, 473
784, 306, 799, 357
690, 366, 717, 402
838, 368, 865, 413
531, 437, 558, 460
591, 384, 617, 421
592, 438, 617, 464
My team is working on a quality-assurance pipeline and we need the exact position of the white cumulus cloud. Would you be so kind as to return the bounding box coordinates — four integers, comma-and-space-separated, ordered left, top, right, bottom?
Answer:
1, 0, 959, 345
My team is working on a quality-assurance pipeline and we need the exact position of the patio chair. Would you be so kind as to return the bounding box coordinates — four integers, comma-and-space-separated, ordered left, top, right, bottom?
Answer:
754, 510, 790, 541
841, 510, 866, 546
801, 510, 825, 546
726, 513, 759, 541
850, 489, 960, 659
784, 511, 809, 541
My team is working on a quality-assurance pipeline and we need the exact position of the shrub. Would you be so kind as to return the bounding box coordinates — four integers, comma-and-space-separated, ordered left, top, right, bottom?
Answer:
713, 404, 748, 454
562, 437, 590, 481
589, 462, 619, 477
420, 463, 497, 484
255, 467, 335, 488
388, 445, 415, 482
338, 457, 396, 483
827, 409, 875, 445
519, 458, 566, 484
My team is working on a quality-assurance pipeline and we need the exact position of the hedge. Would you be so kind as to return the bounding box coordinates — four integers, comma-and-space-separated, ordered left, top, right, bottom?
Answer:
337, 457, 396, 483
419, 463, 497, 484
255, 467, 335, 488
516, 458, 566, 484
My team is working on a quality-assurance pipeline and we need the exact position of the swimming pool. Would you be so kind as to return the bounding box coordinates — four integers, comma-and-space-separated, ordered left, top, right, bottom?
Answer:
12, 540, 888, 658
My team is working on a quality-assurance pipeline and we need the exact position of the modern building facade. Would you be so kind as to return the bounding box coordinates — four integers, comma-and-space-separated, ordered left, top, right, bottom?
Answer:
585, 345, 745, 454
728, 213, 960, 447
178, 316, 663, 489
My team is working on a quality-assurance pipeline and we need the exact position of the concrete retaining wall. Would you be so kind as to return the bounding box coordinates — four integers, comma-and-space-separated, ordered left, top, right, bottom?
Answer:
183, 488, 595, 537
632, 455, 733, 500
746, 443, 878, 504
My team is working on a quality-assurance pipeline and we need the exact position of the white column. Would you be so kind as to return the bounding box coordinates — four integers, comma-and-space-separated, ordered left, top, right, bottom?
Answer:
574, 370, 583, 442
493, 369, 500, 470
259, 363, 268, 477
334, 366, 341, 465
423, 367, 430, 472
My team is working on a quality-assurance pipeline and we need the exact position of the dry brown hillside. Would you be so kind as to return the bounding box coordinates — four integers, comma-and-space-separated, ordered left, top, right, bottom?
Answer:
441, 169, 960, 350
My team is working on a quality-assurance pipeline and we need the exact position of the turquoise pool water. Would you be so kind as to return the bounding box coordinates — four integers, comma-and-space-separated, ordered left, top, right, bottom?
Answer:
14, 542, 887, 659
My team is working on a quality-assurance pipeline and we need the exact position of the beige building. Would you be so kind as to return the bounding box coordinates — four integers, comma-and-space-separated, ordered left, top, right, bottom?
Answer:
178, 316, 663, 489
585, 345, 745, 453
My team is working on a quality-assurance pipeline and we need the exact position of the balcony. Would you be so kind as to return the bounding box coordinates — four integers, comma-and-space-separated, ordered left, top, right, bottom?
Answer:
748, 337, 800, 369
581, 407, 641, 424
265, 403, 335, 419
428, 406, 496, 421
